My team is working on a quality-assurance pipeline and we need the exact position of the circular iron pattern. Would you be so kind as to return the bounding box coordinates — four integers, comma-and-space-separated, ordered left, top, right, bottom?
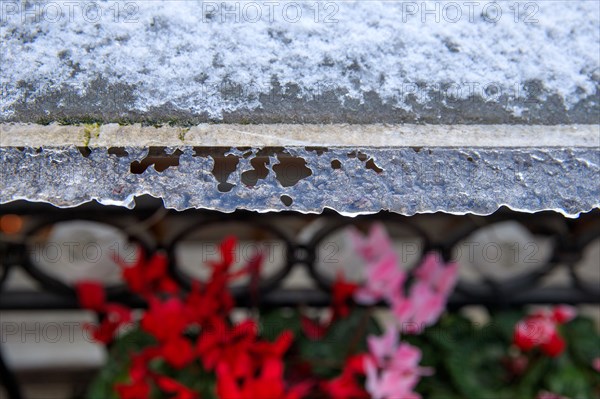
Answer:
570, 225, 600, 296
0, 206, 596, 307
445, 217, 566, 302
166, 217, 294, 299
20, 217, 154, 297
306, 218, 431, 292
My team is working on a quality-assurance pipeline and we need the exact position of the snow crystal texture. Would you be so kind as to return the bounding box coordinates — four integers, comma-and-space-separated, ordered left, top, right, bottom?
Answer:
1, 0, 599, 121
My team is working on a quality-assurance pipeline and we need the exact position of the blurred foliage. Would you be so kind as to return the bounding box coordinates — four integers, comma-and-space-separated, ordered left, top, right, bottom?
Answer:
408, 311, 600, 399
88, 309, 600, 399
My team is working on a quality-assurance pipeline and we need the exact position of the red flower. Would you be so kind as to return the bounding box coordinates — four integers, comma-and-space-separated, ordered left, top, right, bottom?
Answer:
540, 331, 566, 357
155, 375, 199, 399
161, 335, 195, 369
141, 297, 189, 342
185, 237, 264, 329
217, 358, 309, 399
186, 280, 233, 327
322, 374, 369, 399
130, 347, 160, 380
115, 348, 159, 399
301, 272, 358, 340
322, 354, 369, 399
115, 379, 150, 399
345, 354, 368, 374
513, 305, 576, 357
196, 319, 257, 377
551, 305, 576, 324
332, 271, 358, 320
85, 304, 132, 344
300, 315, 328, 340
116, 250, 179, 296
210, 236, 237, 272
75, 280, 133, 344
96, 237, 322, 399
76, 280, 106, 312
251, 330, 294, 360
116, 346, 198, 399
196, 318, 295, 384
513, 320, 540, 352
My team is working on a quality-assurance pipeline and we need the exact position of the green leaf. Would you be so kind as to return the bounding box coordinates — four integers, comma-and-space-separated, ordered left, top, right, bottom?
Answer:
490, 310, 523, 342
86, 328, 156, 399
298, 308, 380, 378
564, 317, 600, 368
516, 355, 550, 398
260, 308, 303, 341
545, 358, 593, 399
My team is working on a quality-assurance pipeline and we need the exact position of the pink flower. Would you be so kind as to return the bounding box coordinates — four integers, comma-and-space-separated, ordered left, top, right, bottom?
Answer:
592, 357, 600, 373
551, 305, 577, 324
365, 365, 422, 399
513, 305, 577, 357
513, 315, 556, 351
390, 254, 458, 332
414, 253, 459, 296
393, 282, 446, 331
350, 223, 405, 307
351, 221, 459, 333
349, 223, 395, 263
536, 391, 569, 399
364, 325, 432, 399
355, 252, 406, 305
367, 325, 399, 363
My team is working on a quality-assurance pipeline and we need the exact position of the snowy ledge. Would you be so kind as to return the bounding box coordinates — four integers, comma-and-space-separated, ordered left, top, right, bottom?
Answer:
2, 1, 599, 124
1, 123, 598, 217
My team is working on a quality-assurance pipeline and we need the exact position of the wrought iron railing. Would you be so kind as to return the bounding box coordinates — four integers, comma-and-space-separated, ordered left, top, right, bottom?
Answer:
1, 200, 599, 398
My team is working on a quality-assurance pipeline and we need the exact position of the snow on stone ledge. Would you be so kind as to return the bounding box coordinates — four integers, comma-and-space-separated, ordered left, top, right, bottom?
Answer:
1, 0, 599, 124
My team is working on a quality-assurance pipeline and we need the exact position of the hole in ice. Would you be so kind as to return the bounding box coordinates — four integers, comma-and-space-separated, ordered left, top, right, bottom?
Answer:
273, 155, 312, 187
130, 148, 182, 174
211, 154, 239, 193
241, 157, 270, 187
365, 158, 383, 174
280, 195, 293, 206
108, 147, 129, 157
